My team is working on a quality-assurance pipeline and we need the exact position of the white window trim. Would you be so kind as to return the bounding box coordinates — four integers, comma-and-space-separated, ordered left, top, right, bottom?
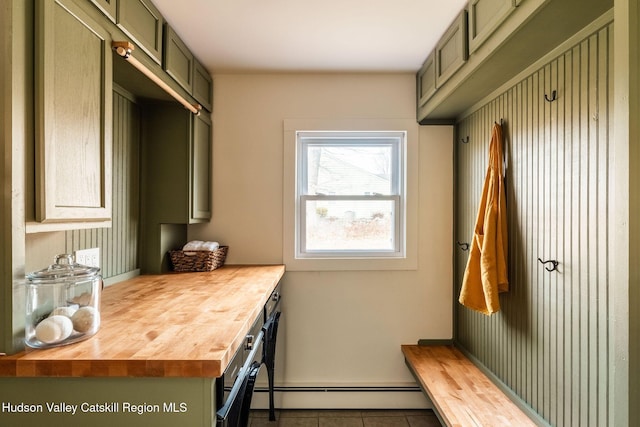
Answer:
283, 119, 419, 271
296, 131, 406, 259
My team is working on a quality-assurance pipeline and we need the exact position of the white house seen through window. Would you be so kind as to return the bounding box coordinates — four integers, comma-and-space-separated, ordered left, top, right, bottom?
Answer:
296, 131, 406, 258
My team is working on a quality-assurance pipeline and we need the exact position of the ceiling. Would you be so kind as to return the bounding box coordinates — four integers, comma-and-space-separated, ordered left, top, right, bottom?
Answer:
151, 0, 468, 74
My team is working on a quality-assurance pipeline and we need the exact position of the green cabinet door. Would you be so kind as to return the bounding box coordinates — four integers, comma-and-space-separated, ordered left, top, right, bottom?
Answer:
191, 113, 212, 221
164, 25, 194, 93
435, 10, 468, 87
117, 0, 164, 64
468, 0, 516, 53
416, 52, 436, 109
35, 0, 112, 225
193, 59, 213, 112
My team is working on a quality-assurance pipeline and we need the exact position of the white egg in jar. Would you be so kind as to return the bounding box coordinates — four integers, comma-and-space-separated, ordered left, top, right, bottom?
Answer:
35, 315, 74, 344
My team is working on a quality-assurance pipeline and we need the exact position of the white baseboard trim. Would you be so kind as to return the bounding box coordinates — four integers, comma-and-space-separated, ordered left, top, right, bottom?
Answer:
250, 386, 432, 410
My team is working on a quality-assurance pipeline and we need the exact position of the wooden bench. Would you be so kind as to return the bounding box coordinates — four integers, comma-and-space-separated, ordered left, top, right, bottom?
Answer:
402, 345, 537, 427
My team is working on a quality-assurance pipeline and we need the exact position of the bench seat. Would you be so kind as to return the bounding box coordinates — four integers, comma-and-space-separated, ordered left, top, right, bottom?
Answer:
402, 345, 536, 427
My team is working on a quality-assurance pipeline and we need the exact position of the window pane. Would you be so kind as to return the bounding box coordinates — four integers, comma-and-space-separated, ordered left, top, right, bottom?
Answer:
306, 144, 394, 195
305, 199, 395, 251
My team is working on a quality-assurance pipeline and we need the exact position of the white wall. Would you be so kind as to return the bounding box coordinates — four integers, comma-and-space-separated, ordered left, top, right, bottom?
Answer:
190, 73, 453, 408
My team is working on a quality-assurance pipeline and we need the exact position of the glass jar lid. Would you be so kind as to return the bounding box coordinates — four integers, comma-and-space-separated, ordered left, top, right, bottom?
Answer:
26, 254, 101, 284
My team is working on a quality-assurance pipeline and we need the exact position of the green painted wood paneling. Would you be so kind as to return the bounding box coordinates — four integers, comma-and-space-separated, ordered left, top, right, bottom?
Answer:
610, 3, 640, 425
0, 377, 214, 427
454, 23, 612, 427
65, 88, 140, 280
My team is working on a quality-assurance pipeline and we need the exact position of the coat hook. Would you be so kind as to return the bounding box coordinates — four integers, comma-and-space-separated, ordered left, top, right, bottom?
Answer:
538, 258, 559, 272
495, 118, 504, 126
544, 90, 557, 102
457, 241, 469, 251
461, 136, 469, 144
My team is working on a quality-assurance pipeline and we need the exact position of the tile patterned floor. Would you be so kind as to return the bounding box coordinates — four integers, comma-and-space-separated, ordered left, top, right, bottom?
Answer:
250, 410, 442, 427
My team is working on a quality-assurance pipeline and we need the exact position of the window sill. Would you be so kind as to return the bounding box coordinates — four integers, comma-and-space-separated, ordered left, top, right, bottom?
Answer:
283, 254, 417, 272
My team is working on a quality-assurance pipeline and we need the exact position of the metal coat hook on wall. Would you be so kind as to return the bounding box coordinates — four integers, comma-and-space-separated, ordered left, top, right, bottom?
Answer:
457, 241, 470, 251
544, 90, 557, 102
461, 136, 469, 144
538, 258, 559, 272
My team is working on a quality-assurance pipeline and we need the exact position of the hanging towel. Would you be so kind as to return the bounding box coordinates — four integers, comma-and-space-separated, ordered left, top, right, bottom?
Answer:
458, 123, 508, 315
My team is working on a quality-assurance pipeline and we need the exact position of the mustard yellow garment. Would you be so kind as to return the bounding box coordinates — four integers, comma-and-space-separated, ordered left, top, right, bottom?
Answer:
459, 123, 508, 315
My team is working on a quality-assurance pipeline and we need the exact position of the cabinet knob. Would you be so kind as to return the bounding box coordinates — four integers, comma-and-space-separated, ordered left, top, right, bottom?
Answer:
245, 334, 254, 350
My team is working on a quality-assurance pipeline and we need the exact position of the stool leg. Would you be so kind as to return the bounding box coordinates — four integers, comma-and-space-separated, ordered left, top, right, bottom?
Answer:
262, 311, 281, 422
239, 362, 261, 427
266, 362, 276, 421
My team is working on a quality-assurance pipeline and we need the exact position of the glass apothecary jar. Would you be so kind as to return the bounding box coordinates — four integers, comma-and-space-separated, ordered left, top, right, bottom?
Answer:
25, 254, 102, 348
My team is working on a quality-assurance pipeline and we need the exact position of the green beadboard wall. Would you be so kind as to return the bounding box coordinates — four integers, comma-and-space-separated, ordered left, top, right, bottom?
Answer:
454, 22, 612, 427
64, 87, 140, 280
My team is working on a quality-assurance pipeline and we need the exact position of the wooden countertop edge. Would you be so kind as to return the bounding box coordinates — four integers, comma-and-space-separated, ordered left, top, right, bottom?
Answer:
0, 264, 285, 378
0, 359, 222, 378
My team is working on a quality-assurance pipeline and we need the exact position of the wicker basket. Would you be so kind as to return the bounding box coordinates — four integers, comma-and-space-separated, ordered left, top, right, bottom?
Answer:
169, 246, 228, 272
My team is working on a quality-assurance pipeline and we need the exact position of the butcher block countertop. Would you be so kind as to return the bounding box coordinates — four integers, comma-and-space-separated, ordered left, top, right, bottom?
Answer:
0, 265, 285, 378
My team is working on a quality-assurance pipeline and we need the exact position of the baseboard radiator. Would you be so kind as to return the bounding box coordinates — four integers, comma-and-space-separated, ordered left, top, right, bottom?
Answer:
250, 385, 430, 410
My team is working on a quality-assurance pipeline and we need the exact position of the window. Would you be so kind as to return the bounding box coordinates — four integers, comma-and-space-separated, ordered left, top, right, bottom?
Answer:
295, 131, 406, 258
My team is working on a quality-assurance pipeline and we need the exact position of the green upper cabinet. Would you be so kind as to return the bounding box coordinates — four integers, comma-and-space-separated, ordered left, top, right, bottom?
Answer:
193, 59, 213, 112
143, 103, 211, 224
468, 0, 515, 54
117, 0, 164, 64
416, 52, 436, 109
34, 0, 112, 227
88, 0, 117, 22
164, 25, 194, 94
